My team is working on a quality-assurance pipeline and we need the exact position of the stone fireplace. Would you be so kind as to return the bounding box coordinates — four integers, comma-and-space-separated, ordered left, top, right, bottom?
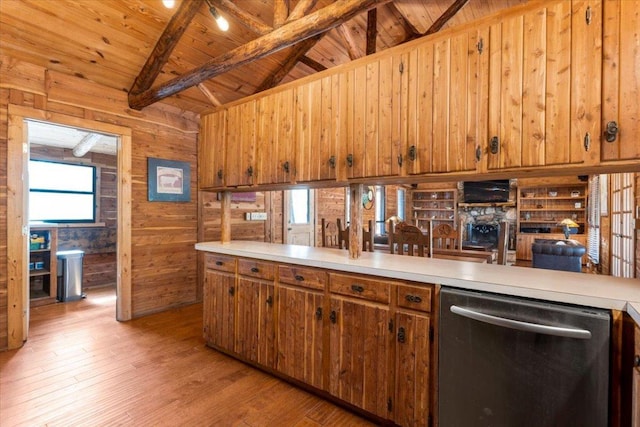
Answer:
459, 205, 517, 250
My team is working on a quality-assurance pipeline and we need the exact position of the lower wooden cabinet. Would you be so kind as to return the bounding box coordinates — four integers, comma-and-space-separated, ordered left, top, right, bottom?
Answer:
329, 295, 391, 419
276, 282, 325, 389
202, 254, 435, 426
203, 268, 236, 352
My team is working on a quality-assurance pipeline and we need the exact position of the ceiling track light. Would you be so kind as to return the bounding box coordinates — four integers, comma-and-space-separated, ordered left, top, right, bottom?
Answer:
205, 0, 229, 32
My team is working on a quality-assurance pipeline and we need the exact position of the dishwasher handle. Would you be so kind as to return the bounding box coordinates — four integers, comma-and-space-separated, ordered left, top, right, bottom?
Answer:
450, 305, 592, 340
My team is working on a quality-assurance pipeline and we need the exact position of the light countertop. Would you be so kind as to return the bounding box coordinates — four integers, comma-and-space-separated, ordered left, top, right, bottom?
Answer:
196, 241, 640, 317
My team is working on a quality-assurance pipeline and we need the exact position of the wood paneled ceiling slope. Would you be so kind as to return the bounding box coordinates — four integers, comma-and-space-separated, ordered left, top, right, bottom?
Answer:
0, 0, 527, 114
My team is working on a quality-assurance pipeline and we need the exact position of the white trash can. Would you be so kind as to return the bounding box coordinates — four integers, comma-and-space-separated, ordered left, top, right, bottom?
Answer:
57, 250, 85, 302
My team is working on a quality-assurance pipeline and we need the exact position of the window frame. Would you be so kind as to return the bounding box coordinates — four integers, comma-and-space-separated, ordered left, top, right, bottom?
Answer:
29, 159, 98, 224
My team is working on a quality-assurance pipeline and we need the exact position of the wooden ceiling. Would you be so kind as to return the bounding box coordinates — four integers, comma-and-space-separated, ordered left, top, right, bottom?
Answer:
0, 0, 528, 114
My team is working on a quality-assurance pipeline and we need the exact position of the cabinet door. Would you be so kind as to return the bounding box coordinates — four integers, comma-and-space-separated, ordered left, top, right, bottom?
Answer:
346, 55, 404, 179
407, 30, 486, 174
393, 311, 431, 427
276, 284, 324, 389
329, 295, 391, 419
256, 89, 295, 185
203, 269, 236, 351
236, 277, 275, 368
225, 101, 256, 187
488, 2, 600, 170
295, 75, 342, 182
602, 0, 640, 161
199, 110, 226, 188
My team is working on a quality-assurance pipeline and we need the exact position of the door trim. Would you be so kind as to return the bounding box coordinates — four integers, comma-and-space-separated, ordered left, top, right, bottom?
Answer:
6, 105, 132, 349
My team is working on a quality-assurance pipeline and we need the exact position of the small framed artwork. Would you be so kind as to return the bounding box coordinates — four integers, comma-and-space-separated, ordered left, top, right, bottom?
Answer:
148, 157, 191, 202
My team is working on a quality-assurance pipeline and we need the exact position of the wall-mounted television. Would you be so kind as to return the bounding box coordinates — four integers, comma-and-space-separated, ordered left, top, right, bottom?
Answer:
463, 180, 510, 203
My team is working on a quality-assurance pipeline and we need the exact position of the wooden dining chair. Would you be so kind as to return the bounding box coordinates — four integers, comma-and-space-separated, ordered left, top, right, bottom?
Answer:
336, 218, 349, 249
321, 218, 340, 248
431, 222, 462, 251
497, 221, 510, 265
362, 219, 375, 253
388, 221, 431, 257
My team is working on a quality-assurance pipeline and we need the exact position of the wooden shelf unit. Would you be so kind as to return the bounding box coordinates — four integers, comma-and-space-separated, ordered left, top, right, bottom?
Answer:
29, 226, 58, 305
516, 183, 588, 261
411, 189, 457, 229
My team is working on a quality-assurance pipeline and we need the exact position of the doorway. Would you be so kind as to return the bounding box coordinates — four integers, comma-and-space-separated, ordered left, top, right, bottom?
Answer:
6, 104, 132, 349
284, 188, 315, 246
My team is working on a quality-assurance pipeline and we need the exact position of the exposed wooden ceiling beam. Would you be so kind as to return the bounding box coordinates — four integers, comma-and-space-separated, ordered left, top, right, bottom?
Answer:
197, 83, 223, 107
129, 0, 204, 95
366, 8, 377, 55
72, 133, 101, 158
336, 23, 364, 60
299, 55, 327, 72
129, 0, 392, 110
425, 0, 470, 35
387, 2, 421, 37
254, 35, 323, 93
286, 0, 318, 23
273, 0, 290, 28
210, 0, 272, 35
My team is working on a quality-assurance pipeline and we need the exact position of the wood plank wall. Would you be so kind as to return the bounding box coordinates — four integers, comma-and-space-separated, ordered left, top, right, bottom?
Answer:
0, 90, 7, 350
0, 55, 200, 350
30, 145, 118, 289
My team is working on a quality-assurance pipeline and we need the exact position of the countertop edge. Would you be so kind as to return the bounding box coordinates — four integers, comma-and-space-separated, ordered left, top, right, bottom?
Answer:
196, 241, 640, 314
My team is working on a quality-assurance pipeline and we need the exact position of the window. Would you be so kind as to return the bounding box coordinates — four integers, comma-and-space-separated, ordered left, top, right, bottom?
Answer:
397, 188, 405, 221
375, 186, 385, 235
289, 188, 310, 224
29, 160, 97, 223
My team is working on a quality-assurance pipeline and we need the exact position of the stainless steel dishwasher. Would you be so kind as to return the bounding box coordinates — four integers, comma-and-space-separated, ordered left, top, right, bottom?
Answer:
439, 287, 610, 427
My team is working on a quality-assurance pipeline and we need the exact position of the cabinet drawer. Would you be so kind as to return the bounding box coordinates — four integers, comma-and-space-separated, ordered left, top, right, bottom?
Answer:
329, 273, 390, 304
396, 284, 432, 313
238, 258, 275, 280
278, 265, 326, 290
205, 254, 236, 273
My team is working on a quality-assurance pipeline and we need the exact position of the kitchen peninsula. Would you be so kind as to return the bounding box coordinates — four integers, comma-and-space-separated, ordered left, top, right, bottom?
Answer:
196, 241, 640, 426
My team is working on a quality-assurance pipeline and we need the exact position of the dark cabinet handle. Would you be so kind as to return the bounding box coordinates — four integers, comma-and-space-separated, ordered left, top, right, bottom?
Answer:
405, 294, 422, 304
294, 275, 304, 282
251, 267, 259, 273
330, 310, 337, 324
217, 169, 223, 180
328, 156, 336, 169
604, 121, 619, 142
397, 154, 403, 167
634, 355, 640, 368
351, 284, 364, 293
246, 166, 253, 177
490, 136, 499, 154
397, 326, 406, 343
346, 154, 353, 167
282, 161, 290, 173
266, 296, 273, 307
215, 261, 223, 266
315, 307, 322, 320
228, 286, 235, 296
584, 132, 591, 151
475, 146, 482, 162
408, 145, 417, 161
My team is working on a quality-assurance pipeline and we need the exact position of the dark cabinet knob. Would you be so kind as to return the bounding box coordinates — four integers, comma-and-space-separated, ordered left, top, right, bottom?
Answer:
397, 327, 406, 343
346, 154, 353, 167
266, 296, 273, 307
634, 355, 640, 368
294, 275, 304, 282
217, 169, 223, 180
405, 294, 422, 304
490, 136, 499, 154
251, 267, 259, 273
228, 286, 235, 296
351, 284, 364, 293
215, 261, 223, 266
328, 156, 336, 169
604, 121, 618, 142
408, 145, 417, 161
282, 161, 290, 173
330, 310, 337, 324
246, 166, 253, 177
315, 307, 322, 320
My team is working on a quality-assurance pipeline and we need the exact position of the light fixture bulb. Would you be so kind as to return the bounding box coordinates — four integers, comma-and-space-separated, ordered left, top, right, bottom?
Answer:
162, 0, 175, 8
209, 6, 229, 32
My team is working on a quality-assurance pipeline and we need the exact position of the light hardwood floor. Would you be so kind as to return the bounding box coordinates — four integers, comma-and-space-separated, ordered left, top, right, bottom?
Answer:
0, 287, 375, 426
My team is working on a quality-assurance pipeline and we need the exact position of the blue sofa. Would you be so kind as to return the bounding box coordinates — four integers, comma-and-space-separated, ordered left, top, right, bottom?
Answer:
531, 239, 586, 273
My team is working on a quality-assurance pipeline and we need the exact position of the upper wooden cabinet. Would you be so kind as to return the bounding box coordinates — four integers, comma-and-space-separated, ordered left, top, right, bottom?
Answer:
225, 101, 257, 187
487, 1, 601, 170
601, 0, 640, 162
199, 110, 226, 189
199, 0, 638, 191
406, 28, 487, 175
255, 88, 296, 185
344, 55, 405, 179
